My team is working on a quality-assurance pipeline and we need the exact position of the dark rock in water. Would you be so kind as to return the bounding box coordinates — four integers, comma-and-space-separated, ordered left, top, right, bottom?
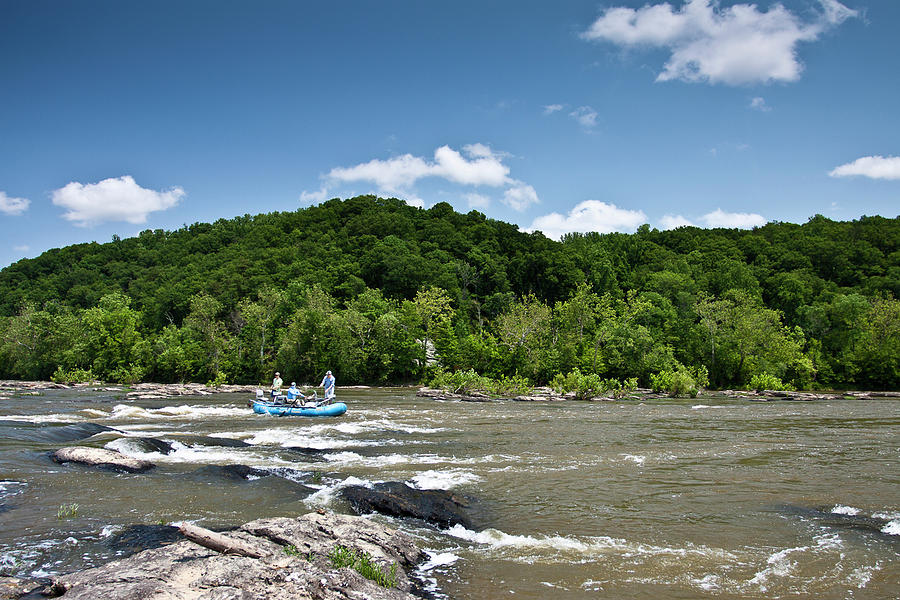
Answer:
778, 504, 895, 538
103, 524, 182, 557
176, 435, 251, 448
40, 423, 115, 443
192, 464, 272, 480
342, 481, 474, 529
51, 512, 425, 600
52, 447, 154, 474
283, 446, 328, 460
132, 437, 175, 454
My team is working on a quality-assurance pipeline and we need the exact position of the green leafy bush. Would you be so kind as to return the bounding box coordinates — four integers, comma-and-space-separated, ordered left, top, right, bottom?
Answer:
109, 362, 145, 384
650, 365, 709, 398
51, 366, 95, 384
428, 368, 532, 397
206, 371, 228, 388
328, 544, 398, 588
748, 373, 794, 392
551, 368, 635, 400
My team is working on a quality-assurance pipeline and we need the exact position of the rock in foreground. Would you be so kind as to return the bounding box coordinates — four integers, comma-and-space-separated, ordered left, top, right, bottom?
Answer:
50, 512, 425, 600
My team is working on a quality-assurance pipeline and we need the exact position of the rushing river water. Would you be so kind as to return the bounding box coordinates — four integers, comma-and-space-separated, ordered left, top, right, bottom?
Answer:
1, 387, 898, 599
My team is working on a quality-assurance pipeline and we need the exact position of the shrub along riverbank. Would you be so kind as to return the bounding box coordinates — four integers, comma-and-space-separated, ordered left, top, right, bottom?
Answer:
0, 197, 897, 390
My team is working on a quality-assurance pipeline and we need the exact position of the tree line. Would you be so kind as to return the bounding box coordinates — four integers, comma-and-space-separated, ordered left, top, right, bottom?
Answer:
0, 196, 897, 390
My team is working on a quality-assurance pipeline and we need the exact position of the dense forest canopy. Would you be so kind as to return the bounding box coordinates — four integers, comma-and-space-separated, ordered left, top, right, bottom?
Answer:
0, 196, 897, 390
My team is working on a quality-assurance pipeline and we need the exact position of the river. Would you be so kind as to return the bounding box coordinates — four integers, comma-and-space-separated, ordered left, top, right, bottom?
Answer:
1, 387, 898, 598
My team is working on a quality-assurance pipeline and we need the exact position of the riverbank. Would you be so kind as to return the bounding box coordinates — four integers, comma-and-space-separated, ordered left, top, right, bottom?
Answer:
2, 379, 897, 403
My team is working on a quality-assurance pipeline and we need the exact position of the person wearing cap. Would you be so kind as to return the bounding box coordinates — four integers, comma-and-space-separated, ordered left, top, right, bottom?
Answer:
286, 382, 300, 400
271, 372, 283, 398
320, 370, 335, 402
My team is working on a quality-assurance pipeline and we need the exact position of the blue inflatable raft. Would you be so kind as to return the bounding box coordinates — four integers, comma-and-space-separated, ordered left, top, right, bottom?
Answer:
250, 398, 347, 417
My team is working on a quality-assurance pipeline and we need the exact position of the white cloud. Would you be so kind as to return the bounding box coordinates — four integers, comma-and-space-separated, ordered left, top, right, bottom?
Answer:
544, 104, 564, 114
325, 143, 541, 212
528, 200, 646, 239
0, 191, 30, 215
660, 214, 694, 229
503, 184, 540, 211
14, 245, 30, 252
569, 106, 599, 129
582, 0, 857, 85
465, 193, 491, 209
701, 208, 766, 228
328, 144, 510, 193
300, 186, 330, 204
51, 175, 184, 226
829, 155, 900, 180
750, 96, 771, 112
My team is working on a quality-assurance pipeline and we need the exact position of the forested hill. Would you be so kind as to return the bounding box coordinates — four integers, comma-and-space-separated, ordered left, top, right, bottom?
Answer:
0, 196, 897, 390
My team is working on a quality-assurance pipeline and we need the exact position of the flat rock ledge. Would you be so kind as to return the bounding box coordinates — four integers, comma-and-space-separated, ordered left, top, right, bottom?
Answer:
51, 446, 155, 473
43, 512, 426, 600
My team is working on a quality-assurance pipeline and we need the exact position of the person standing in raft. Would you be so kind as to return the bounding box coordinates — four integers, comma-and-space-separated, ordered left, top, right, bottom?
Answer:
320, 370, 335, 403
271, 372, 283, 398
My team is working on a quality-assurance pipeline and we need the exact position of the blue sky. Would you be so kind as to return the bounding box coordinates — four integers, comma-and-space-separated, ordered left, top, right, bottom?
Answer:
1, 0, 898, 268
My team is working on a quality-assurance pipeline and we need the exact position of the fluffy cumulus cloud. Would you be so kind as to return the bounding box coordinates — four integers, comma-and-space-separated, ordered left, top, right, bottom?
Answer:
581, 0, 856, 85
328, 144, 510, 193
324, 143, 539, 211
300, 186, 330, 204
464, 193, 491, 209
51, 176, 184, 226
0, 191, 30, 215
528, 200, 647, 239
829, 155, 900, 180
503, 184, 540, 211
701, 208, 765, 228
660, 214, 694, 229
543, 104, 564, 115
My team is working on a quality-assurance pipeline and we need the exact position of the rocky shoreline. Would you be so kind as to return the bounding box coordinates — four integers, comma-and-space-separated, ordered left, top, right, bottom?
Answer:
1, 512, 429, 599
416, 385, 900, 403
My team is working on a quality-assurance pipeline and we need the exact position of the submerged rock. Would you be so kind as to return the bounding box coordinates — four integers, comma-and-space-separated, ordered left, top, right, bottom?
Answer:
52, 447, 154, 473
40, 423, 115, 443
191, 464, 271, 480
50, 512, 426, 600
342, 481, 474, 529
176, 435, 251, 448
131, 437, 175, 454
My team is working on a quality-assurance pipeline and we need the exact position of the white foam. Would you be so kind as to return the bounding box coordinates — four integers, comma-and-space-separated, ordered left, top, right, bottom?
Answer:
105, 439, 294, 468
419, 551, 460, 570
621, 454, 646, 466
241, 427, 390, 449
881, 520, 900, 535
831, 505, 860, 516
443, 525, 731, 561
304, 475, 372, 507
323, 452, 449, 468
109, 403, 248, 420
410, 469, 481, 490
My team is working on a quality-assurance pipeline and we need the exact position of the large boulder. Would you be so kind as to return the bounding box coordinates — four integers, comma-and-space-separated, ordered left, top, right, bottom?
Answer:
51, 512, 426, 600
52, 447, 154, 473
341, 481, 474, 529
